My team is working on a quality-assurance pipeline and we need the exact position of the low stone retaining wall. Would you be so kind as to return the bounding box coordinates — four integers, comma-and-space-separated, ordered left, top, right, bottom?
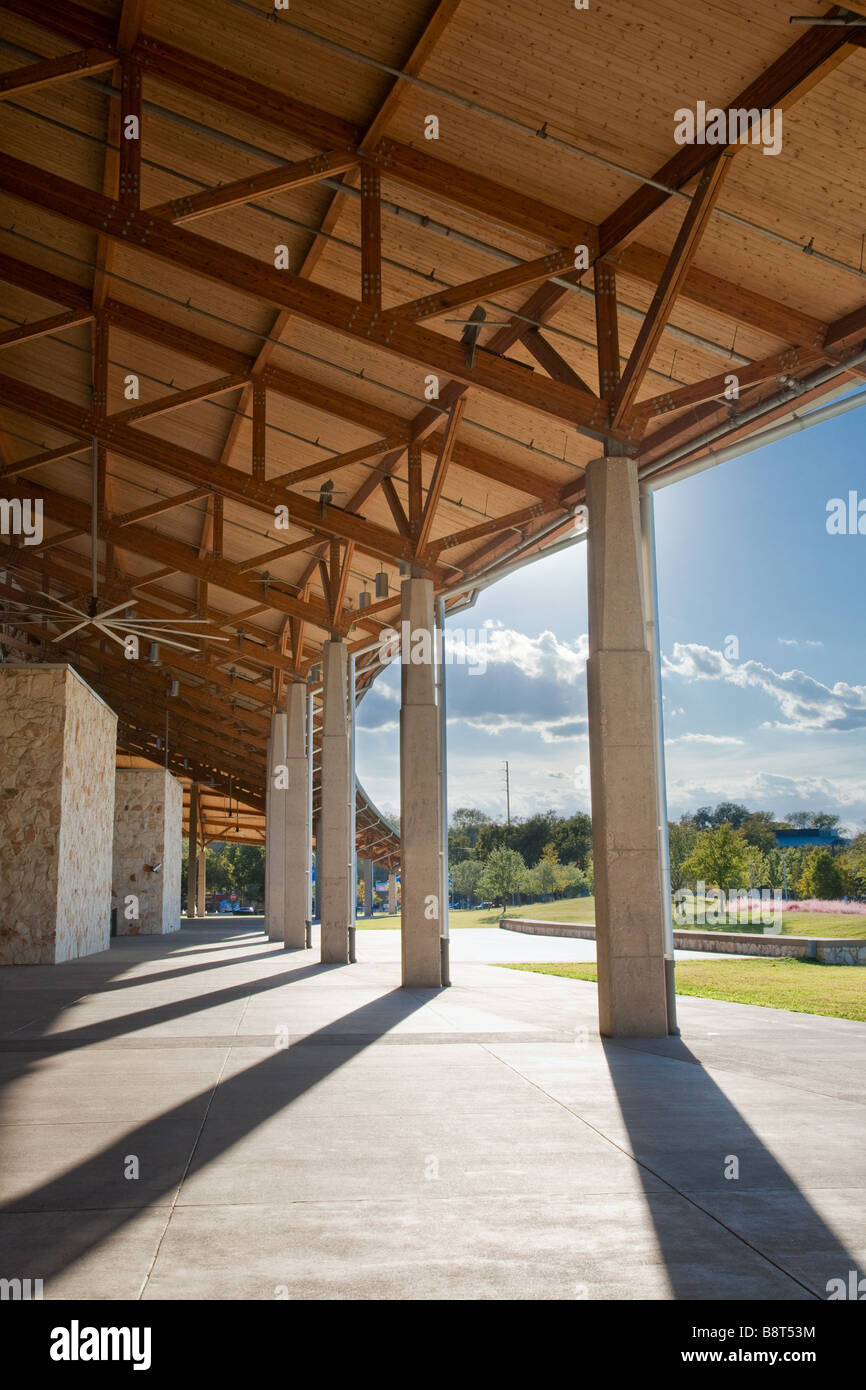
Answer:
499, 918, 866, 965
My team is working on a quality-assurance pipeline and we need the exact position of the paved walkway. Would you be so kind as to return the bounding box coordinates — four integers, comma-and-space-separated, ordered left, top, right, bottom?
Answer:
0, 918, 863, 1300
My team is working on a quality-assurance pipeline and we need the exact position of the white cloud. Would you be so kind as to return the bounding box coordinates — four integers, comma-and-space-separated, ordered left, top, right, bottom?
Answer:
664, 642, 866, 733
667, 733, 745, 746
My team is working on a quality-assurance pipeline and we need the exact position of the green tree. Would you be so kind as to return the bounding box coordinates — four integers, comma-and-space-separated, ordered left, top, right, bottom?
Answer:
740, 811, 777, 854
681, 824, 752, 892
533, 849, 560, 897
510, 812, 558, 866
556, 861, 588, 897
668, 820, 698, 892
711, 801, 750, 829
520, 864, 543, 900
474, 820, 507, 861
840, 832, 866, 895
797, 848, 844, 900
480, 846, 526, 907
786, 810, 840, 831
744, 847, 770, 890
226, 844, 265, 899
450, 857, 483, 905
448, 807, 491, 863
549, 812, 593, 868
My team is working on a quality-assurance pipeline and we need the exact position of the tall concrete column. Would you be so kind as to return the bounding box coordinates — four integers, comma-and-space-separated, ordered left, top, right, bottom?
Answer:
585, 455, 669, 1037
399, 576, 443, 987
387, 870, 398, 915
320, 639, 352, 963
312, 814, 320, 920
265, 710, 287, 941
186, 781, 198, 919
282, 681, 311, 949
363, 859, 374, 916
196, 845, 206, 917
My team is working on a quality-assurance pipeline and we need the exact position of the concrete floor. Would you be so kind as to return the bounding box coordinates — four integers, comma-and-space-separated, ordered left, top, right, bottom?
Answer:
0, 917, 863, 1300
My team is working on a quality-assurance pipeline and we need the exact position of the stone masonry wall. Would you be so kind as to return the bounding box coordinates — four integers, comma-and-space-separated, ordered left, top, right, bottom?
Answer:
0, 666, 117, 964
113, 767, 183, 934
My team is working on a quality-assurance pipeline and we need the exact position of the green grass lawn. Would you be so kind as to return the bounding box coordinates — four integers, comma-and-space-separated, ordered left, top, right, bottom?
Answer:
356, 897, 866, 939
500, 959, 866, 1022
355, 899, 597, 930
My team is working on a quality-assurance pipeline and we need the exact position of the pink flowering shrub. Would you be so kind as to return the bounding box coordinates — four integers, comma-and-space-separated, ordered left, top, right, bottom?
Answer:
784, 898, 866, 915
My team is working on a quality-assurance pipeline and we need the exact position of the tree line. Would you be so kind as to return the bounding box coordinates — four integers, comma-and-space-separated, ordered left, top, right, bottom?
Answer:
181, 803, 866, 911
669, 803, 865, 899
448, 808, 593, 908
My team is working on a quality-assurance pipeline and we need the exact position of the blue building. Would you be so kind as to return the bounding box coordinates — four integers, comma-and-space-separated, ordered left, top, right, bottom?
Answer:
774, 828, 847, 850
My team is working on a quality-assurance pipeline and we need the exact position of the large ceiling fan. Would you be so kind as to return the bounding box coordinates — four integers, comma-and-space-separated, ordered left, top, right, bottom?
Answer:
0, 441, 230, 656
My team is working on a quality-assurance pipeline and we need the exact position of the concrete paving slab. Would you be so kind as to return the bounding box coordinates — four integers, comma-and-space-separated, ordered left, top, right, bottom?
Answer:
0, 918, 862, 1300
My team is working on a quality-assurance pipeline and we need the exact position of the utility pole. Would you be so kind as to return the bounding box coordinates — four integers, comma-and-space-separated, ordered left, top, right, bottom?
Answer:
502, 760, 511, 826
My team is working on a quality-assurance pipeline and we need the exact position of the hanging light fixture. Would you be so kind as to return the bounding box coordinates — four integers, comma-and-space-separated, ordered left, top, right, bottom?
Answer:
374, 571, 389, 599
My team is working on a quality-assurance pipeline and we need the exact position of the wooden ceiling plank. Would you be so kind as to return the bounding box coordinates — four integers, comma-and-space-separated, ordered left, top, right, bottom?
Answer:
392, 249, 575, 323
416, 398, 464, 553
594, 259, 621, 401
276, 433, 409, 486
0, 48, 117, 97
0, 369, 421, 569
0, 154, 615, 439
612, 155, 732, 427
147, 150, 359, 223
113, 487, 210, 527
360, 164, 382, 309
632, 344, 828, 422
2, 473, 338, 628
380, 475, 410, 538
109, 373, 250, 426
0, 310, 93, 350
521, 329, 596, 395
407, 442, 423, 546
598, 11, 857, 256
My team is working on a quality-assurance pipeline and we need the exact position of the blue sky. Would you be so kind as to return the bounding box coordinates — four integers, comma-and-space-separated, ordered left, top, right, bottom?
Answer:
356, 403, 866, 836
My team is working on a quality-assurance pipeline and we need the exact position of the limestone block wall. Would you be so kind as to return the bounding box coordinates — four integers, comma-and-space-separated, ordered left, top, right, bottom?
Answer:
499, 918, 866, 965
0, 665, 117, 964
112, 768, 183, 934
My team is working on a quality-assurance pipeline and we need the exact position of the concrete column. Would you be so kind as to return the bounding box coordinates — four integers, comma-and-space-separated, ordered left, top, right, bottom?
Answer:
363, 858, 374, 916
0, 665, 117, 964
265, 710, 287, 941
196, 847, 206, 918
320, 639, 352, 963
585, 455, 669, 1037
113, 767, 183, 935
387, 870, 398, 916
312, 813, 320, 919
186, 781, 198, 919
282, 681, 311, 949
399, 576, 443, 987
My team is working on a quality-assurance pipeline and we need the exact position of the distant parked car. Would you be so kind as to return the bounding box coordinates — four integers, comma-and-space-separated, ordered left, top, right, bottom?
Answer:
237, 905, 255, 914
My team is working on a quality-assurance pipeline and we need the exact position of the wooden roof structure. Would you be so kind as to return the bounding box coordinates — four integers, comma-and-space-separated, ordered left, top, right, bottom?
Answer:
1, 0, 864, 858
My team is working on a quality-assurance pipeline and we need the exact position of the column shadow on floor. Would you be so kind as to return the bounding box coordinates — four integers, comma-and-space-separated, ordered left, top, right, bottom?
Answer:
601, 1036, 859, 1300
0, 918, 435, 1288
